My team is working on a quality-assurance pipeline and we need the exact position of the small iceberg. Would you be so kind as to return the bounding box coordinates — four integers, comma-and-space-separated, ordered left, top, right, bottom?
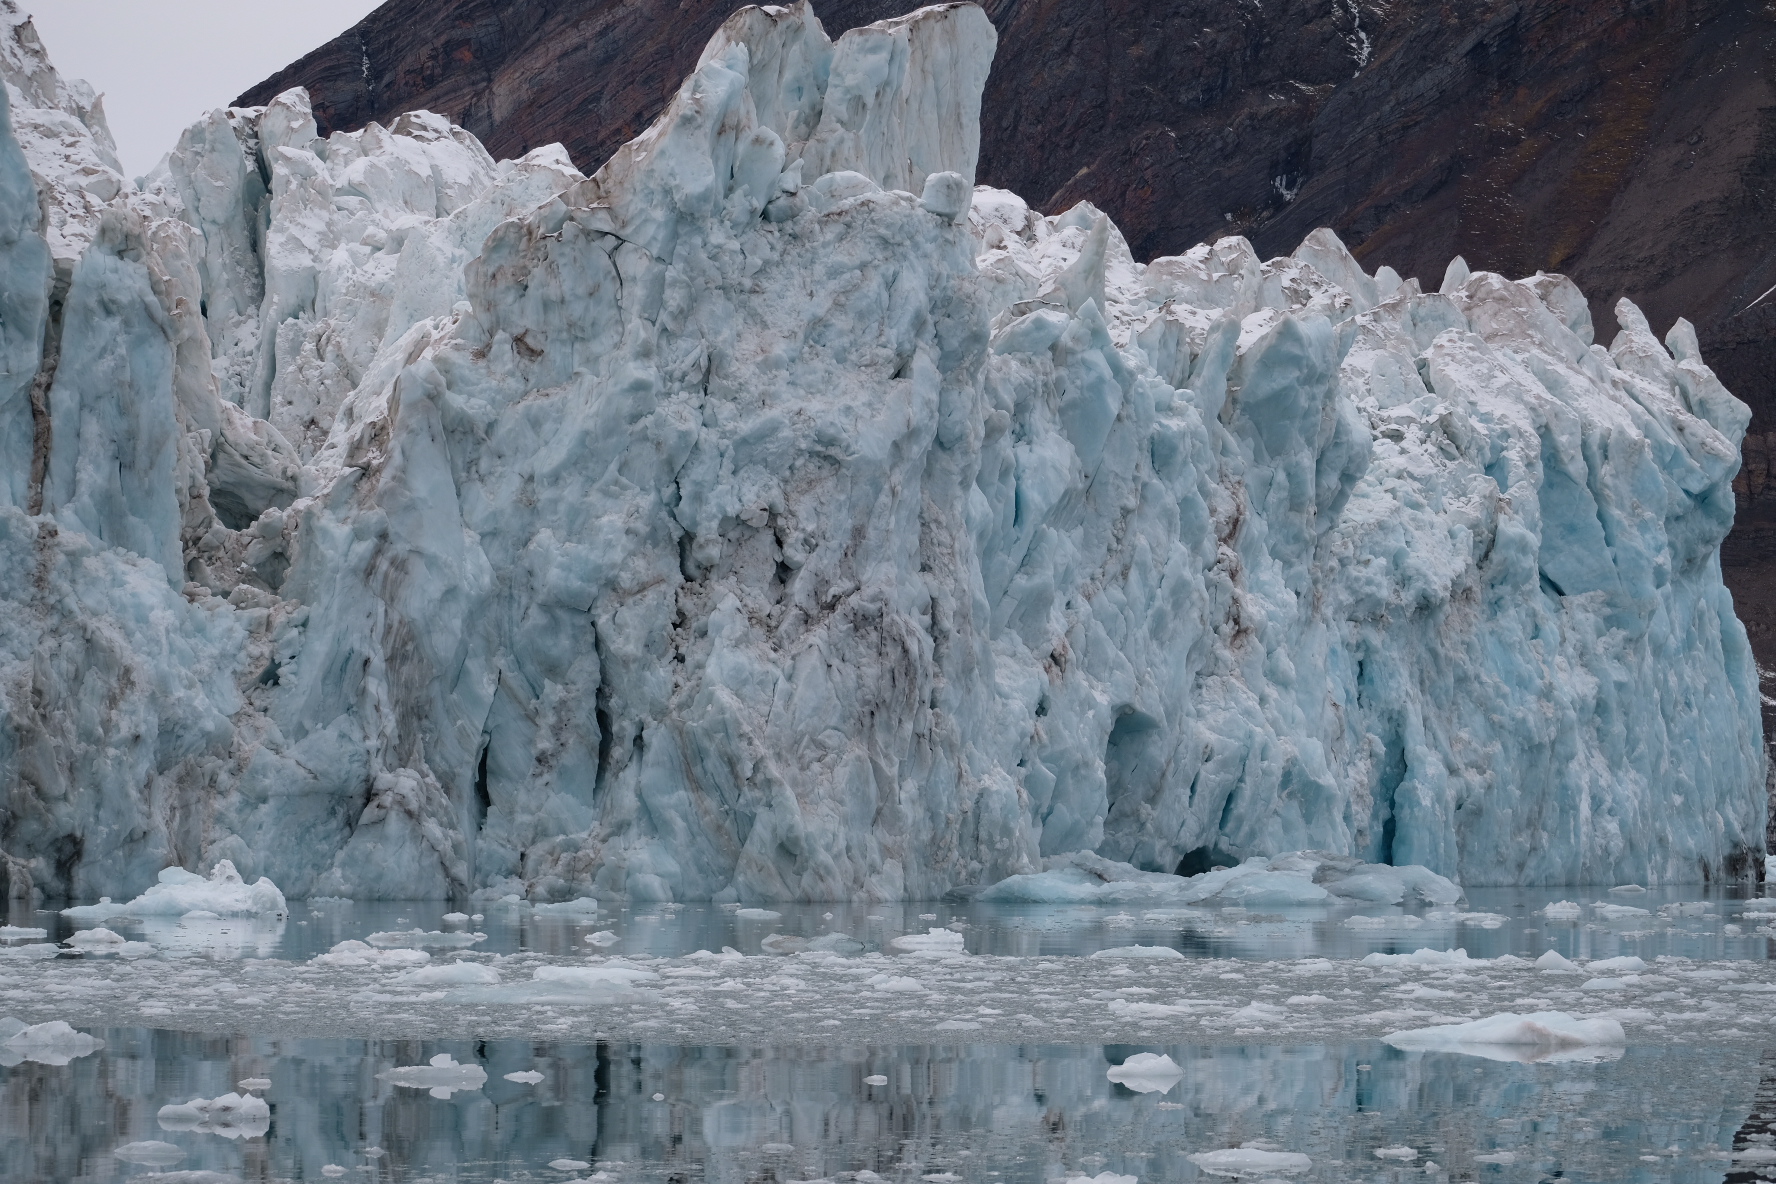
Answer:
1188, 1148, 1312, 1177
62, 861, 286, 922
1383, 1011, 1626, 1063
1106, 1052, 1184, 1093
0, 1019, 104, 1066
378, 1053, 488, 1098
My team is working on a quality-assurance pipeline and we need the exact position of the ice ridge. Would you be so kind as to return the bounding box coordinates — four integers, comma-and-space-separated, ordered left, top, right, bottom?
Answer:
0, 0, 1762, 902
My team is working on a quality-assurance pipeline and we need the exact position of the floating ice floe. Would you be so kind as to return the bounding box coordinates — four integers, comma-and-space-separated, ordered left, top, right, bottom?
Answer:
364, 928, 487, 948
530, 898, 601, 917
1587, 955, 1647, 973
311, 940, 431, 969
0, 925, 44, 939
113, 1140, 187, 1165
1539, 901, 1582, 920
442, 963, 660, 1005
1062, 1174, 1137, 1184
157, 1091, 271, 1137
392, 961, 501, 985
886, 928, 966, 955
0, 1018, 103, 1065
1383, 1011, 1626, 1062
1105, 1052, 1183, 1092
63, 863, 286, 922
735, 908, 783, 921
584, 930, 621, 947
1090, 945, 1185, 960
379, 1053, 488, 1098
505, 1069, 545, 1083
1374, 1146, 1418, 1160
1187, 1148, 1312, 1177
1360, 947, 1484, 968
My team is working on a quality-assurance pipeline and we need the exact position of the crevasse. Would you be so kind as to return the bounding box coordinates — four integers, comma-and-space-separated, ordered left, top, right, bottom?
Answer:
0, 0, 1761, 902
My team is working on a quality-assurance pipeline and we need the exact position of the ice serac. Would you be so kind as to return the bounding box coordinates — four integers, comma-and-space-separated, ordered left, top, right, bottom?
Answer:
0, 0, 1763, 902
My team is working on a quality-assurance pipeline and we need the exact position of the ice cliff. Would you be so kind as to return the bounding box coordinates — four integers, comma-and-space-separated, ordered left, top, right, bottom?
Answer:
0, 0, 1762, 902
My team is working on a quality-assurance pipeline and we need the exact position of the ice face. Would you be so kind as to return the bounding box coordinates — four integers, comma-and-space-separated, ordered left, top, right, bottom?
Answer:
0, 0, 1762, 903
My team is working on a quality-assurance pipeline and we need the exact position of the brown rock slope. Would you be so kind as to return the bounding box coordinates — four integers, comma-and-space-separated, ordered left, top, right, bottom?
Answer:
241, 0, 1776, 688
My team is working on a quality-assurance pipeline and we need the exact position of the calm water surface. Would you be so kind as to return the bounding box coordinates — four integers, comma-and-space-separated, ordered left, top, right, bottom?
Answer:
7, 887, 1776, 1182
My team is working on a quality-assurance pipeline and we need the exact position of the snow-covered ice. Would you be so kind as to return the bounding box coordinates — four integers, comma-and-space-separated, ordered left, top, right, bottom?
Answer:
0, 0, 1763, 904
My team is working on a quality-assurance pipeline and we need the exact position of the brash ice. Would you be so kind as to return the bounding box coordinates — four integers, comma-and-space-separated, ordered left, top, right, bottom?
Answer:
0, 0, 1761, 901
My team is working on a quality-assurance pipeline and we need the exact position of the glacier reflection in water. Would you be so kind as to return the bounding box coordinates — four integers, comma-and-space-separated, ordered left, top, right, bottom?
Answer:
0, 1030, 1765, 1183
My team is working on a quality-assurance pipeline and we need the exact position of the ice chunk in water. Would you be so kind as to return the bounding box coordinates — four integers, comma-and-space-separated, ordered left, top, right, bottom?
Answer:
1106, 1052, 1183, 1093
886, 928, 965, 955
1384, 1012, 1626, 1062
1535, 950, 1581, 972
1587, 955, 1647, 973
378, 1053, 489, 1098
311, 941, 431, 969
63, 863, 285, 921
392, 961, 500, 985
505, 1070, 545, 1084
113, 1140, 187, 1165
1, 1019, 104, 1066
1188, 1148, 1312, 1176
157, 1091, 270, 1137
1090, 945, 1184, 960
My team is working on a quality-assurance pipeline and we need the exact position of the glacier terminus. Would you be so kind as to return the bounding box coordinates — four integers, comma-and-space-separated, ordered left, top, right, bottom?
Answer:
0, 0, 1763, 904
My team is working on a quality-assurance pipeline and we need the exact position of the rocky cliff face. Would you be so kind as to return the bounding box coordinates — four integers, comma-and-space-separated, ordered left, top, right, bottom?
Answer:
239, 0, 1776, 709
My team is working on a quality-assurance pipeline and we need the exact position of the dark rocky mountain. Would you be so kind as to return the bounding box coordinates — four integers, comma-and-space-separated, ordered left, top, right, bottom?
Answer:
242, 0, 1776, 704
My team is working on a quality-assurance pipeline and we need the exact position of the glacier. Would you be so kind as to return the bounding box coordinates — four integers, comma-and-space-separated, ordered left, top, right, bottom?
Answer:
0, 0, 1761, 903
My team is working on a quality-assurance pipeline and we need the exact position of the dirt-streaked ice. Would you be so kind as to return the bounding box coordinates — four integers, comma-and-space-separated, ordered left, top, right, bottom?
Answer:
0, 0, 1762, 902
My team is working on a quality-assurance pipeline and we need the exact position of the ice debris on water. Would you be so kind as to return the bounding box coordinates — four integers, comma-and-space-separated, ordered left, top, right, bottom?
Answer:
505, 1069, 546, 1084
378, 1052, 488, 1098
62, 863, 286, 921
550, 1160, 591, 1172
1106, 1052, 1184, 1092
1374, 1146, 1418, 1160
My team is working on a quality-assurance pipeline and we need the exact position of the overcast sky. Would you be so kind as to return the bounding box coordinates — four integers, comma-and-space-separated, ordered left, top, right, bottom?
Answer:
28, 0, 386, 177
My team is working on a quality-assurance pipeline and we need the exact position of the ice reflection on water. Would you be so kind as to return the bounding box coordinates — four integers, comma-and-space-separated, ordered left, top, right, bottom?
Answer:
10, 884, 1774, 964
0, 1031, 1766, 1184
